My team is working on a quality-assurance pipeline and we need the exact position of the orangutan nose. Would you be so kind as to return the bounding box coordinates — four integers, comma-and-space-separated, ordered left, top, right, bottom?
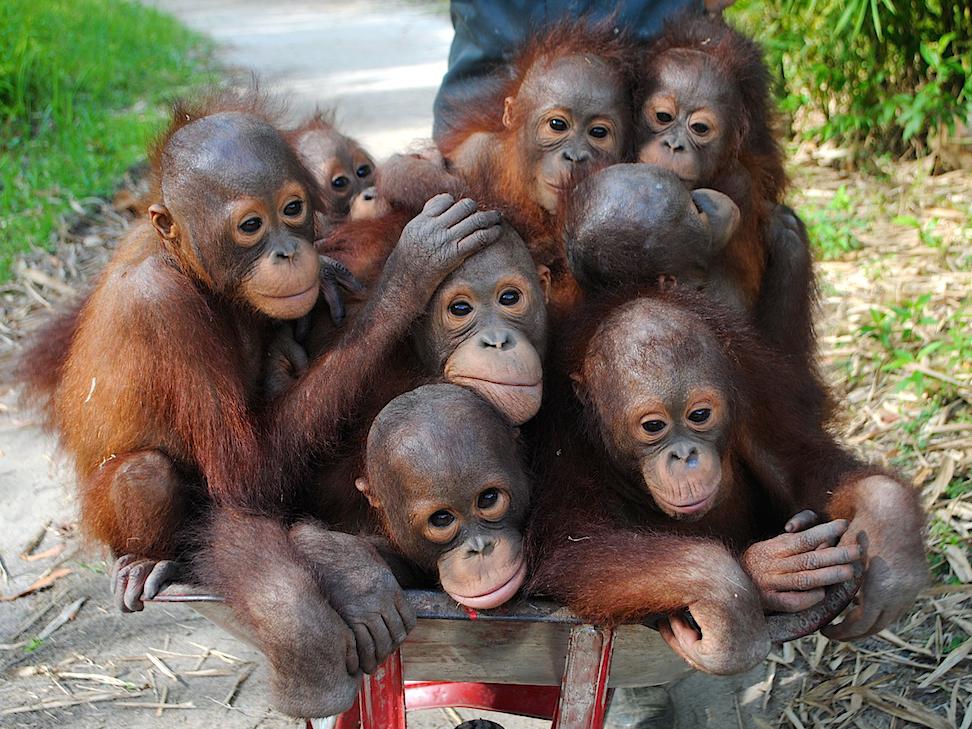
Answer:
664, 136, 686, 153
562, 147, 591, 164
269, 235, 299, 262
670, 442, 700, 467
479, 329, 515, 350
464, 535, 496, 558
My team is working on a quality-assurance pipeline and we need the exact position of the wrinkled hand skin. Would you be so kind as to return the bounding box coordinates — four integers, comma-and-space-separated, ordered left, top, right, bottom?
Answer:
319, 255, 364, 326
290, 522, 417, 674
765, 204, 812, 278
770, 202, 806, 234
383, 194, 503, 302
742, 510, 863, 613
823, 477, 929, 640
264, 324, 309, 400
658, 556, 771, 675
111, 555, 185, 613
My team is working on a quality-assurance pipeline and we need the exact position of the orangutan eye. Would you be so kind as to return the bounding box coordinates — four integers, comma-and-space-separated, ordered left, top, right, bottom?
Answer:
642, 419, 667, 433
690, 122, 710, 135
239, 217, 262, 234
331, 176, 350, 189
688, 408, 711, 423
655, 111, 674, 124
356, 164, 372, 178
498, 289, 521, 306
283, 199, 303, 217
477, 488, 500, 509
448, 300, 473, 317
429, 510, 455, 528
549, 118, 568, 132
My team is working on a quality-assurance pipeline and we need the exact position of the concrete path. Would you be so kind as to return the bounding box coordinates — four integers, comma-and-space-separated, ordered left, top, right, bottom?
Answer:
147, 0, 454, 159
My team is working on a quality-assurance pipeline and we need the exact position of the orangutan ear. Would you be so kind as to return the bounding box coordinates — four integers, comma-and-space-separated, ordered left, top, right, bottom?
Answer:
502, 96, 516, 129
355, 477, 381, 509
536, 264, 552, 304
569, 371, 588, 403
148, 204, 179, 241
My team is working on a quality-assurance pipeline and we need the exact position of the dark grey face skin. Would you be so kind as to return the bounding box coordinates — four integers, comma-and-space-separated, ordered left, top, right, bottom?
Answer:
412, 226, 550, 425
153, 112, 321, 319
637, 49, 739, 187
565, 163, 739, 293
576, 299, 732, 521
508, 54, 628, 214
360, 384, 531, 608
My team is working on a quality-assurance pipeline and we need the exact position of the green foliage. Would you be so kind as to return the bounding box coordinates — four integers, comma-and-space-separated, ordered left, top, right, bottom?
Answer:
891, 214, 946, 248
944, 634, 969, 654
856, 293, 972, 397
0, 0, 215, 281
927, 518, 966, 584
946, 476, 972, 500
23, 637, 44, 653
799, 185, 864, 260
728, 0, 972, 162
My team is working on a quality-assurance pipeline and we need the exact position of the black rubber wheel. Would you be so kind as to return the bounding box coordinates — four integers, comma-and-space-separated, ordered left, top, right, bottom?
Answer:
455, 721, 505, 729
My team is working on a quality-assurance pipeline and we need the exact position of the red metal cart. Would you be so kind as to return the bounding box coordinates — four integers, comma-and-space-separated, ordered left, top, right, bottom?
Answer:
154, 589, 688, 729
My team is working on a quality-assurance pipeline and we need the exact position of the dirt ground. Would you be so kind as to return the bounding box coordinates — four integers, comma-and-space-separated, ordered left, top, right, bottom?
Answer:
1, 1, 969, 728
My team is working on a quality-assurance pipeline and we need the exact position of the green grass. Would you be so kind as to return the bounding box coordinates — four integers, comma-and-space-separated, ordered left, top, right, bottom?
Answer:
800, 185, 865, 261
23, 637, 44, 654
856, 293, 972, 398
845, 288, 971, 585
0, 0, 217, 281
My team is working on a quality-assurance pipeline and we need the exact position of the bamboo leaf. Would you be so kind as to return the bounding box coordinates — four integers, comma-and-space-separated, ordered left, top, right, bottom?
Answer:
870, 0, 884, 41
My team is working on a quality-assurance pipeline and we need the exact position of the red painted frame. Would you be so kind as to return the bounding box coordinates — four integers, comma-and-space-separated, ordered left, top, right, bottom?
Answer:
328, 624, 616, 729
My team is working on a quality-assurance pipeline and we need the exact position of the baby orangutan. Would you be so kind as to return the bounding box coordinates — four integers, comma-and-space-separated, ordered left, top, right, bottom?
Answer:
636, 14, 815, 356
357, 384, 531, 609
286, 111, 380, 230
530, 296, 904, 673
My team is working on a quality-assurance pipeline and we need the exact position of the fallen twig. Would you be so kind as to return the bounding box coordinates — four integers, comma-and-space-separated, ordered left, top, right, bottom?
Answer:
19, 521, 51, 559
0, 691, 127, 716
222, 663, 254, 707
116, 701, 196, 710
37, 597, 86, 640
0, 567, 72, 601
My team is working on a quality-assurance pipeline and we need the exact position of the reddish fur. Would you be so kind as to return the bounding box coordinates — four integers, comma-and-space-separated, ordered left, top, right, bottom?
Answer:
193, 508, 360, 716
17, 295, 87, 427
282, 108, 340, 143
527, 289, 914, 625
303, 211, 411, 357
48, 227, 267, 552
301, 213, 434, 528
319, 212, 411, 288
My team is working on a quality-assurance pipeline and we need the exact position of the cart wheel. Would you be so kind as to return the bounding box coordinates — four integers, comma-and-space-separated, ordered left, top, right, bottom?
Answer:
455, 721, 505, 729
